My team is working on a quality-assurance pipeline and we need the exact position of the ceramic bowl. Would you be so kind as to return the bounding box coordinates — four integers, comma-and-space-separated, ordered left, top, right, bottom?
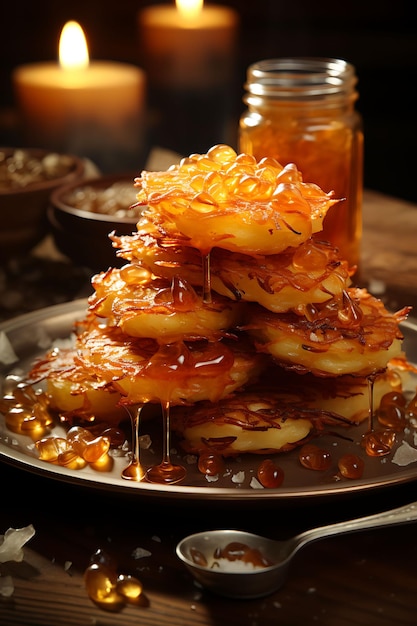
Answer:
48, 173, 142, 272
0, 147, 85, 263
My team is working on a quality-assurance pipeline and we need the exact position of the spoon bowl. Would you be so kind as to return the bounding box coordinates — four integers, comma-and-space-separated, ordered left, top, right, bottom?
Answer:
177, 529, 289, 599
176, 500, 417, 599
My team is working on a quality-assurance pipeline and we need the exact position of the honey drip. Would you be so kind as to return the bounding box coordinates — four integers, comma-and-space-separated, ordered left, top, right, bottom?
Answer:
202, 250, 212, 304
338, 289, 363, 325
146, 399, 186, 485
154, 275, 199, 310
122, 405, 146, 481
361, 372, 397, 457
367, 374, 376, 432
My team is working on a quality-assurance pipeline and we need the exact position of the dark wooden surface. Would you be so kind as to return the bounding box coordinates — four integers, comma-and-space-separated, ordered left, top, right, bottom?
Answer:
1, 467, 417, 626
361, 190, 417, 304
1, 189, 417, 626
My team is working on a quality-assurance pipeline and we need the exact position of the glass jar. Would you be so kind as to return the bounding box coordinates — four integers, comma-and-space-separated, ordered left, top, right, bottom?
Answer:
239, 57, 363, 268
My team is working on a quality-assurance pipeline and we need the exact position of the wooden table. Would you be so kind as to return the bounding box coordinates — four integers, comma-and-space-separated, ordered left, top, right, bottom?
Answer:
360, 190, 417, 310
1, 189, 417, 626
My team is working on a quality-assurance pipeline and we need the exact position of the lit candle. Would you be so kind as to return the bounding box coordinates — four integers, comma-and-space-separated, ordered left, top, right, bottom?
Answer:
138, 0, 238, 91
12, 21, 147, 171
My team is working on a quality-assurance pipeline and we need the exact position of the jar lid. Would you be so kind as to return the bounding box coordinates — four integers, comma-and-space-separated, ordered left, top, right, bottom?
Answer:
245, 57, 358, 99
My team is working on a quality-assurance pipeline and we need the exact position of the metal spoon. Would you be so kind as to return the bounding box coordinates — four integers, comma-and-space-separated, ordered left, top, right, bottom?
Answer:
176, 500, 417, 599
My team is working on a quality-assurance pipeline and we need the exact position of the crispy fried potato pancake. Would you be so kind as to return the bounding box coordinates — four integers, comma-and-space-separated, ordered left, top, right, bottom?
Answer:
172, 367, 401, 457
73, 320, 265, 406
247, 288, 410, 377
89, 267, 244, 343
172, 390, 314, 456
27, 347, 126, 423
134, 145, 338, 255
111, 231, 353, 314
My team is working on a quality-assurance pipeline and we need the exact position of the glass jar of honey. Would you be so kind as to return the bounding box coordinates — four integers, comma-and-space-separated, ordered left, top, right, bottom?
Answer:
239, 57, 363, 268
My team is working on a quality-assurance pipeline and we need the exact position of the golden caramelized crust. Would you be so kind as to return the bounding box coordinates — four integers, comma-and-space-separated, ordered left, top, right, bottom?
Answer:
255, 364, 404, 424
89, 266, 245, 343
171, 366, 402, 457
111, 229, 353, 313
247, 288, 410, 377
133, 144, 339, 255
171, 390, 320, 457
27, 347, 126, 423
71, 320, 265, 406
209, 241, 352, 313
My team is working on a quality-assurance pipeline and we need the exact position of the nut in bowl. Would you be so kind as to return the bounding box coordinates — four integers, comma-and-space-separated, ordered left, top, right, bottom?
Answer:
0, 147, 85, 263
48, 174, 142, 271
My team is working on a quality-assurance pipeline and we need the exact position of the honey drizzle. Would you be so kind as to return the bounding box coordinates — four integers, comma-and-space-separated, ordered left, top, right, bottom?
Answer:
367, 374, 376, 432
361, 372, 397, 457
202, 250, 212, 304
146, 399, 186, 484
121, 404, 146, 481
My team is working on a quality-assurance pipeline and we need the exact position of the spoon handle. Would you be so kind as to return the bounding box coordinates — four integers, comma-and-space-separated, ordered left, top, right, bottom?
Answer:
292, 500, 417, 555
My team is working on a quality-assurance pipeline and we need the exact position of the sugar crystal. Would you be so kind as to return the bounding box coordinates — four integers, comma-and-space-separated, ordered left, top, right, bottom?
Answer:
0, 524, 35, 563
392, 440, 417, 466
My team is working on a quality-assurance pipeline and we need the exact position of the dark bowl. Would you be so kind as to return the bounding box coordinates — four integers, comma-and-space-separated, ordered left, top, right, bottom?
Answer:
0, 148, 86, 263
48, 173, 142, 272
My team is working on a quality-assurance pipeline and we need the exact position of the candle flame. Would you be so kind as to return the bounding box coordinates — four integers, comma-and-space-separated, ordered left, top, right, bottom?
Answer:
59, 21, 89, 70
175, 0, 203, 20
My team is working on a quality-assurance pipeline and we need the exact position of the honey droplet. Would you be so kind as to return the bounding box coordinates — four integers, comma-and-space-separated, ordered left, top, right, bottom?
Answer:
84, 562, 122, 606
406, 393, 417, 426
377, 391, 407, 430
101, 427, 126, 448
361, 429, 396, 457
116, 574, 143, 602
84, 549, 143, 609
337, 453, 365, 479
257, 458, 284, 488
36, 437, 68, 462
82, 436, 111, 464
198, 451, 225, 476
299, 443, 332, 470
57, 449, 87, 470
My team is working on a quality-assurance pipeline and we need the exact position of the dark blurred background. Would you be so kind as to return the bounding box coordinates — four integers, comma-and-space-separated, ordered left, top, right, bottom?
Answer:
1, 0, 416, 201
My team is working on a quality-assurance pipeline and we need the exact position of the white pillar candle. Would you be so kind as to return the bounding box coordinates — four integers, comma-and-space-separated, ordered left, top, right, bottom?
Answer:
13, 22, 147, 171
138, 1, 238, 91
